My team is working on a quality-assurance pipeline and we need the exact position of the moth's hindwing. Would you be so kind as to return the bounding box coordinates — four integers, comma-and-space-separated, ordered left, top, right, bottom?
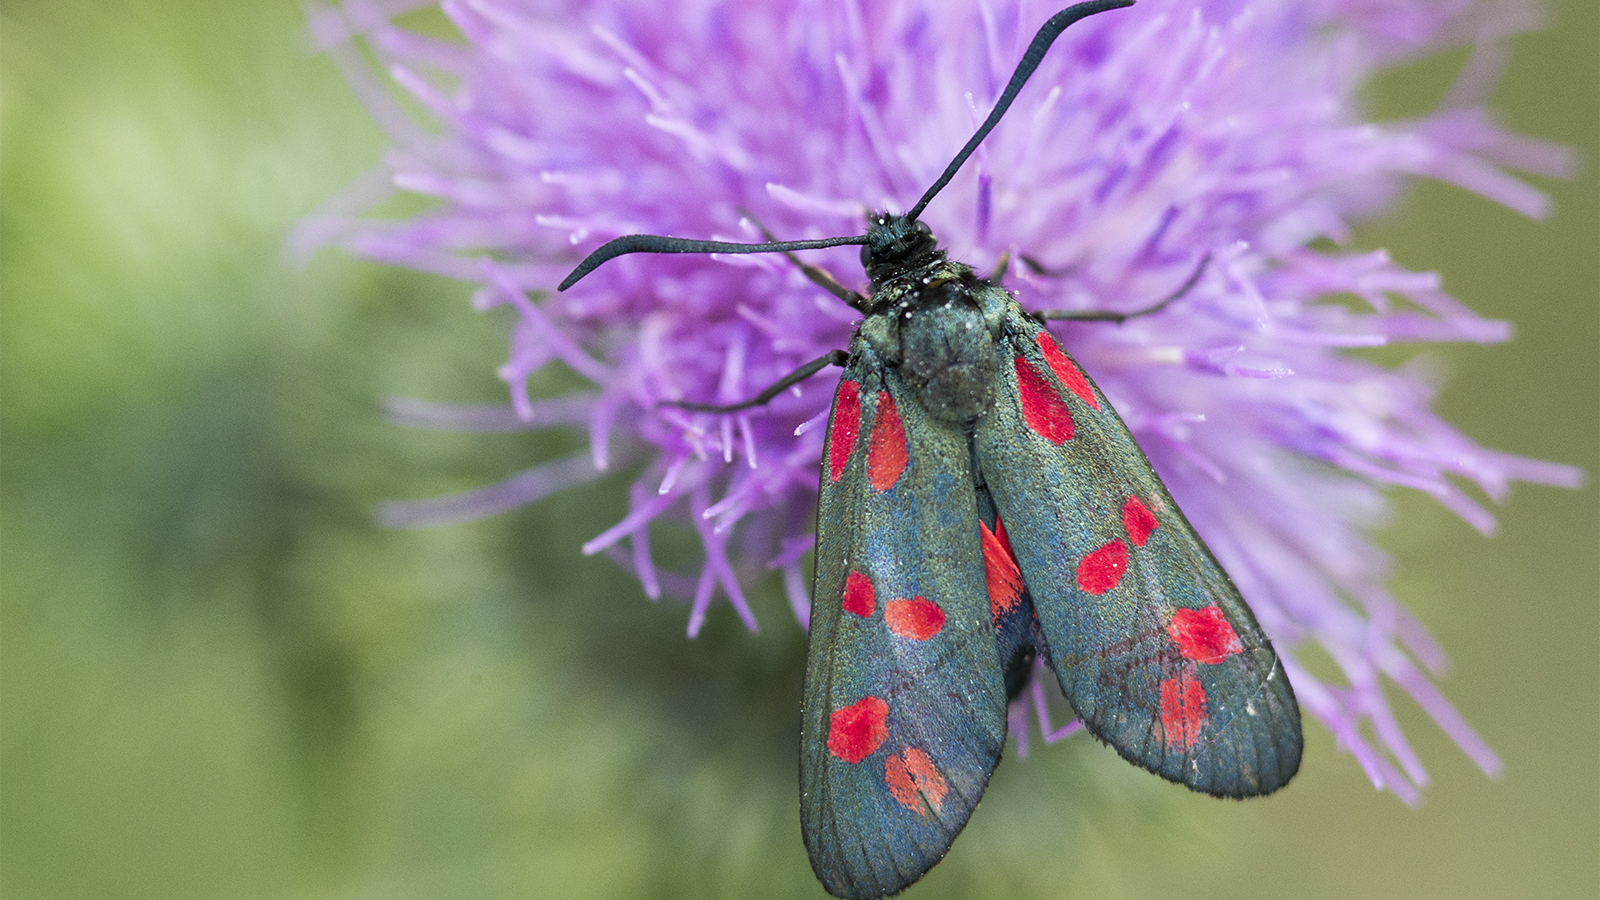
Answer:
801, 338, 1009, 899
973, 294, 1303, 796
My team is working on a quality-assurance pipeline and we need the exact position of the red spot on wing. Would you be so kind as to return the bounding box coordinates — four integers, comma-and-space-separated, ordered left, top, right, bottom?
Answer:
828, 696, 888, 764
1122, 495, 1160, 547
884, 597, 945, 640
867, 391, 908, 491
841, 570, 875, 618
1036, 332, 1100, 409
1075, 539, 1128, 595
885, 746, 949, 814
992, 515, 1015, 556
1015, 357, 1074, 444
1160, 670, 1207, 750
980, 518, 1025, 621
1168, 606, 1244, 663
828, 380, 862, 483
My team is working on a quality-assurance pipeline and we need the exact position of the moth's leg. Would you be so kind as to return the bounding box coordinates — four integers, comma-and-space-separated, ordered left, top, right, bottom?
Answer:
1032, 253, 1211, 324
664, 213, 857, 414
741, 211, 867, 309
990, 248, 1014, 284
663, 350, 850, 413
1019, 254, 1071, 278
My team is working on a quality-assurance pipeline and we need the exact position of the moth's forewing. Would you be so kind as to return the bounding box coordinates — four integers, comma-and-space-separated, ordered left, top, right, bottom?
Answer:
801, 340, 1010, 899
973, 295, 1302, 796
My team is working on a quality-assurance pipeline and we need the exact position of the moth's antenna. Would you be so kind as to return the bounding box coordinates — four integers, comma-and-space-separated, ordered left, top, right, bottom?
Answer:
559, 233, 869, 291
904, 0, 1134, 223
559, 1, 1132, 290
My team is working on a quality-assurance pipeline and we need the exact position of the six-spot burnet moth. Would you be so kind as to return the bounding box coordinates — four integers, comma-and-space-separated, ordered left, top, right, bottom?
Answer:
558, 1, 1303, 897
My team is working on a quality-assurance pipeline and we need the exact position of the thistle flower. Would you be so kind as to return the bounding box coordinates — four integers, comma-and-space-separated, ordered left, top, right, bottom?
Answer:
298, 0, 1581, 803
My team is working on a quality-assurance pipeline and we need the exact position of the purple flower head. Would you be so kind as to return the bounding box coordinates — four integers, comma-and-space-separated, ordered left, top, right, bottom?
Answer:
299, 0, 1581, 802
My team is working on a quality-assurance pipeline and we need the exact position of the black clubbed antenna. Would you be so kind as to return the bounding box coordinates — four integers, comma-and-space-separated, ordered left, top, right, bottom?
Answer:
905, 0, 1133, 222
558, 233, 867, 291
558, 0, 1133, 290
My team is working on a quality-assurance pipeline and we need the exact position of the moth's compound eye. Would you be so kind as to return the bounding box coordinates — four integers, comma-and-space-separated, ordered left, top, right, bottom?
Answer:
860, 244, 873, 267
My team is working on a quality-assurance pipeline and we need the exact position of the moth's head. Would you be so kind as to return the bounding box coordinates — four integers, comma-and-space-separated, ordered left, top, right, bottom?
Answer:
861, 213, 941, 277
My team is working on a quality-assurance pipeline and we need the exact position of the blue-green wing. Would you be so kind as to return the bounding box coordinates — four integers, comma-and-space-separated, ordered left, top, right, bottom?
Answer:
800, 338, 1009, 899
973, 299, 1301, 797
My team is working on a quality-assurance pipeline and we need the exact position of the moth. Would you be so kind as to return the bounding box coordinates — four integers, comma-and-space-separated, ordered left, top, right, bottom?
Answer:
559, 2, 1302, 897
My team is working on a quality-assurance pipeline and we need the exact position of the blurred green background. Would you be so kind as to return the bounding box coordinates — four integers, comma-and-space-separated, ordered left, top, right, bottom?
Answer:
2, 2, 1595, 898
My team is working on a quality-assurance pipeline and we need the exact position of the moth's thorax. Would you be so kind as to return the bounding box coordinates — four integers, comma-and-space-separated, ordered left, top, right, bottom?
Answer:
859, 257, 1010, 426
